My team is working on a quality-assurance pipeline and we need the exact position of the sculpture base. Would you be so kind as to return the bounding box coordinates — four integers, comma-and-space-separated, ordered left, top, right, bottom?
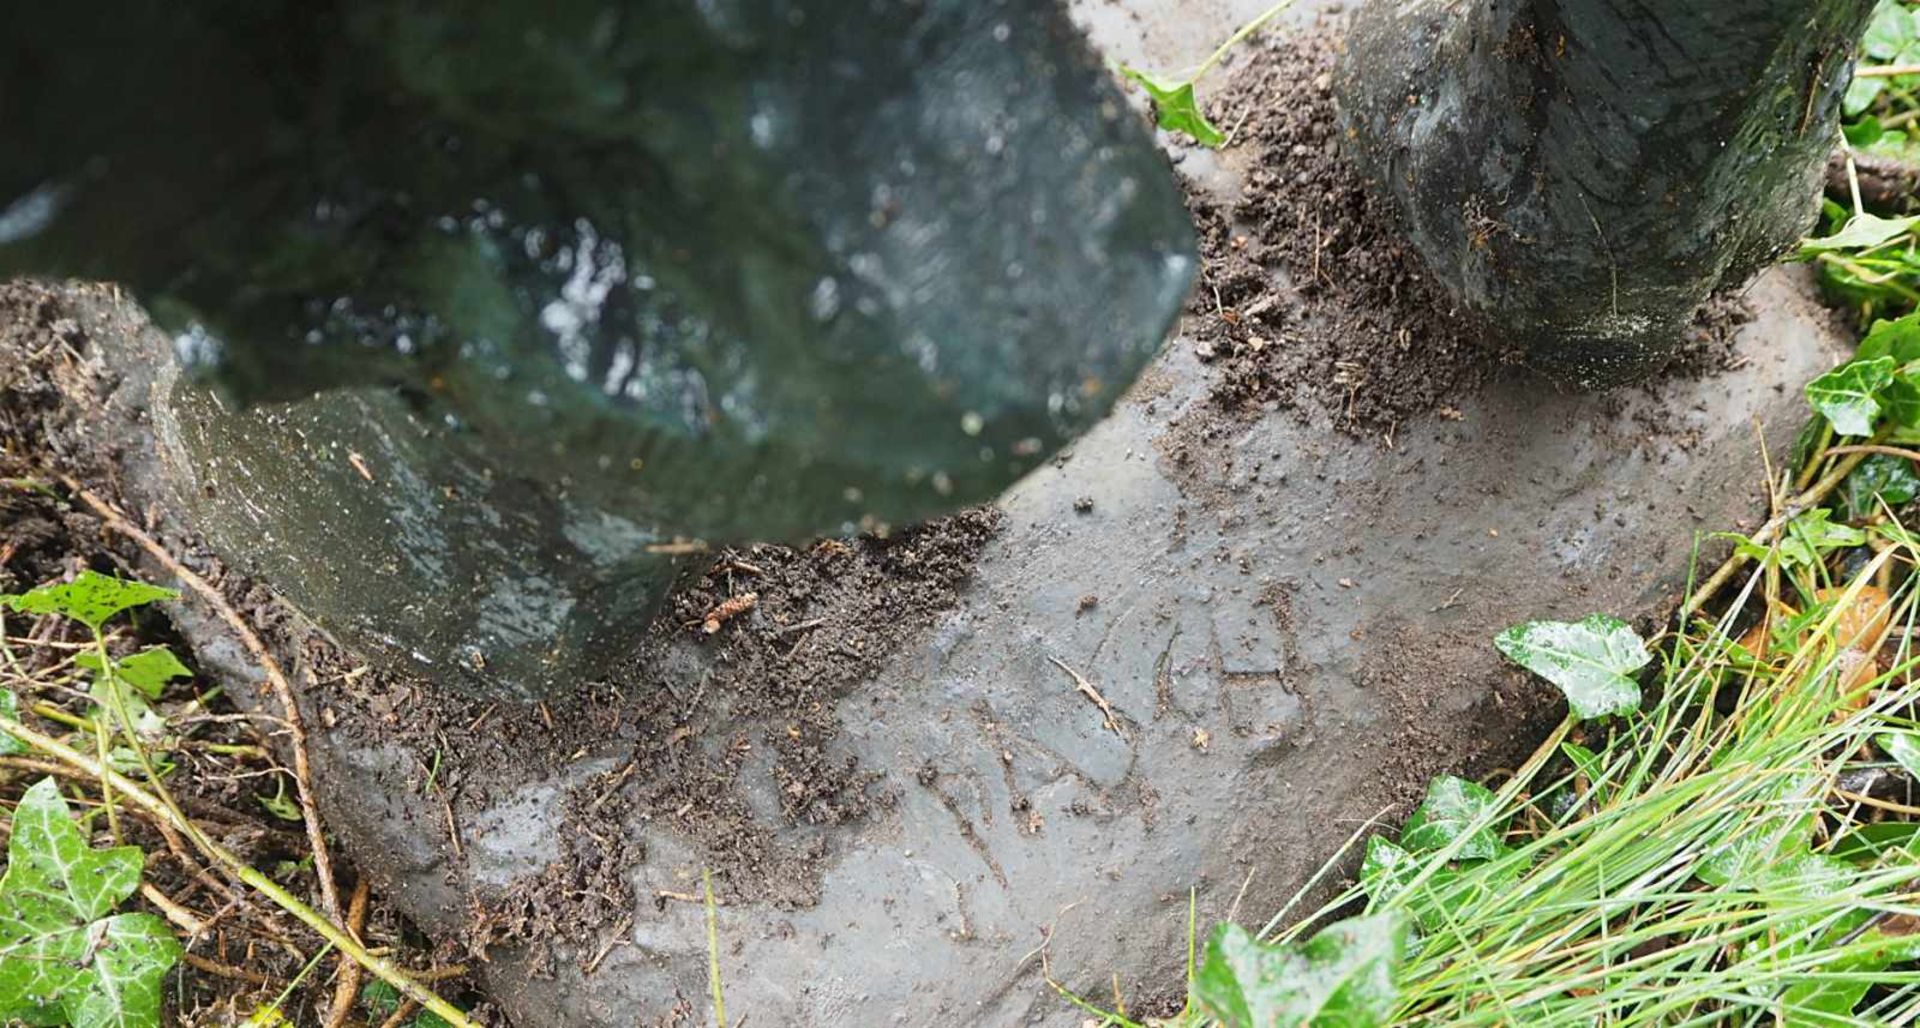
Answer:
0, 3, 1858, 1025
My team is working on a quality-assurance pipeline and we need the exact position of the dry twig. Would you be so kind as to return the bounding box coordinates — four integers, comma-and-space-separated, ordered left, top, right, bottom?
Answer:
1047, 656, 1127, 740
60, 479, 343, 922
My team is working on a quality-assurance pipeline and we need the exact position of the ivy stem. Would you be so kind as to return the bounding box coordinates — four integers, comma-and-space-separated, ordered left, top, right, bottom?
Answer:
1191, 0, 1301, 80
0, 714, 477, 1028
1681, 429, 1887, 618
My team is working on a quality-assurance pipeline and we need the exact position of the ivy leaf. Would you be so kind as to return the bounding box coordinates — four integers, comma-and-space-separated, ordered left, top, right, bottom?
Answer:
1359, 836, 1417, 905
1865, 0, 1919, 62
1806, 356, 1896, 436
73, 649, 191, 701
1494, 614, 1650, 720
1118, 67, 1226, 147
1843, 454, 1920, 518
1854, 311, 1920, 365
1880, 375, 1920, 428
1359, 836, 1519, 933
1880, 731, 1920, 780
1194, 915, 1407, 1028
257, 784, 303, 824
72, 650, 187, 745
1697, 775, 1821, 887
1831, 821, 1919, 863
0, 572, 177, 633
1779, 508, 1869, 568
1399, 776, 1506, 860
1798, 214, 1920, 258
0, 779, 181, 1028
0, 692, 23, 757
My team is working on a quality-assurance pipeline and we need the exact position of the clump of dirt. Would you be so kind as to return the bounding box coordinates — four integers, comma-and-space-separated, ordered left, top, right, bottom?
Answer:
1183, 31, 1503, 435
1180, 29, 1750, 437
470, 512, 1003, 953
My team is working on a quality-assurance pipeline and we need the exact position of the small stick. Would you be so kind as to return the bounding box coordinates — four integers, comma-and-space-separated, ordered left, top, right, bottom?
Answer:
60, 479, 343, 922
1680, 441, 1880, 617
1047, 656, 1128, 740
183, 952, 276, 986
325, 878, 374, 1028
1825, 443, 1920, 463
140, 882, 206, 936
443, 794, 465, 861
376, 1000, 422, 1028
646, 540, 710, 556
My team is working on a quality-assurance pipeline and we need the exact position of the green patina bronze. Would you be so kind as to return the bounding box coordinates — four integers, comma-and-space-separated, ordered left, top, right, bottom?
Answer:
1, 1, 1195, 696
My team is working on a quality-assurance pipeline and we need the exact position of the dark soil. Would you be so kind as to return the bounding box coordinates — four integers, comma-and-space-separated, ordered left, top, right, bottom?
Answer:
1183, 33, 1501, 436
1180, 28, 1751, 440
464, 512, 1003, 955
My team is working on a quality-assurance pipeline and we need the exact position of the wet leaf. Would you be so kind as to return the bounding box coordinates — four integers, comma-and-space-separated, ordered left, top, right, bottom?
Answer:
1880, 375, 1920, 427
1842, 454, 1920, 518
1119, 68, 1225, 147
1865, 0, 1920, 62
0, 572, 177, 633
1494, 614, 1650, 720
1194, 915, 1407, 1028
1806, 356, 1896, 436
243, 1005, 291, 1028
1879, 730, 1920, 780
360, 980, 402, 1017
1831, 821, 1919, 863
0, 692, 23, 757
1360, 836, 1520, 933
0, 779, 180, 1028
1780, 509, 1869, 568
1399, 776, 1506, 860
1854, 310, 1920, 365
1697, 777, 1820, 887
1798, 215, 1920, 258
74, 649, 191, 701
1845, 109, 1887, 141
257, 783, 303, 823
1789, 414, 1827, 473
1359, 836, 1418, 904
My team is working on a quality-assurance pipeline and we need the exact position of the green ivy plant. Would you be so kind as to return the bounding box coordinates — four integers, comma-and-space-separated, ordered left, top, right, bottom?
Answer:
0, 571, 190, 1028
0, 779, 180, 1028
2, 571, 188, 780
1193, 915, 1407, 1027
1493, 614, 1651, 720
1843, 0, 1920, 160
1115, 0, 1298, 148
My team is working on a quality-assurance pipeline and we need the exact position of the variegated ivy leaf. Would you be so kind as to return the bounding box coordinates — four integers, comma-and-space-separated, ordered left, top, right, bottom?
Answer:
0, 779, 180, 1028
1495, 614, 1650, 720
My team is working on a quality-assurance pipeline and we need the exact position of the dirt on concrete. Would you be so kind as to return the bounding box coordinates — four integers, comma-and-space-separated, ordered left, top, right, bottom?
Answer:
464, 512, 1004, 956
1179, 28, 1753, 443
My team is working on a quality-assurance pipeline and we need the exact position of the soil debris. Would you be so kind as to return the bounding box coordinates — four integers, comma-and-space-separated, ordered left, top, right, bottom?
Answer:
1183, 30, 1501, 434
470, 510, 1002, 950
1180, 28, 1751, 438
